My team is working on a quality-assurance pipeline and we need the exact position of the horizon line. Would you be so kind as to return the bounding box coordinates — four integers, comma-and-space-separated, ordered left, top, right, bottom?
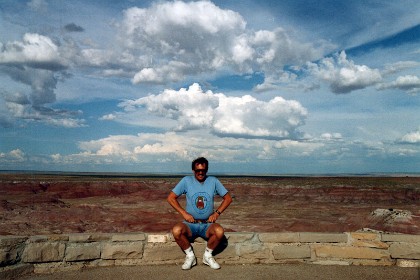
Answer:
1, 170, 419, 178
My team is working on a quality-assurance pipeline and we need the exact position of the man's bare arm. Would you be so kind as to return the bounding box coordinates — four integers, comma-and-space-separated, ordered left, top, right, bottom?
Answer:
217, 192, 232, 213
167, 191, 195, 222
207, 192, 232, 223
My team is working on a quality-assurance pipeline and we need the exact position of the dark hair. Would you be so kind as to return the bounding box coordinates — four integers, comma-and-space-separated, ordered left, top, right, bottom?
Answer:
192, 157, 208, 171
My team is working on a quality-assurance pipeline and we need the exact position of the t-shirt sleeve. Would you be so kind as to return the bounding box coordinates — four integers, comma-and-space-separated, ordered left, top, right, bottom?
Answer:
172, 177, 187, 196
214, 178, 228, 197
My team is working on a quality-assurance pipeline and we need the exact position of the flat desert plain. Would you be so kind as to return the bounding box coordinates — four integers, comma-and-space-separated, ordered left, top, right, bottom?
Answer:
0, 174, 419, 235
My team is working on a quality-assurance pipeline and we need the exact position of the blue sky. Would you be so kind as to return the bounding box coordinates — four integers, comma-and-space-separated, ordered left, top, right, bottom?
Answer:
0, 0, 419, 174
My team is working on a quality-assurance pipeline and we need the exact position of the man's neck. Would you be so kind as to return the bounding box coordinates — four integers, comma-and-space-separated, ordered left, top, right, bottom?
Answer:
196, 176, 207, 183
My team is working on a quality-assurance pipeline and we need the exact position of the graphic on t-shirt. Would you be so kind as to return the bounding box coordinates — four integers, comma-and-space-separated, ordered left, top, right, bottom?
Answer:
196, 196, 205, 209
192, 192, 211, 215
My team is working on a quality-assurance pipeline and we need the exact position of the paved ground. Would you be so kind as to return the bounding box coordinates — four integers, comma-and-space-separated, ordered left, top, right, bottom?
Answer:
21, 264, 420, 280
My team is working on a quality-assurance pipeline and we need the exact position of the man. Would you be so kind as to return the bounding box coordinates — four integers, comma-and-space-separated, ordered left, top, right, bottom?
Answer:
167, 157, 232, 270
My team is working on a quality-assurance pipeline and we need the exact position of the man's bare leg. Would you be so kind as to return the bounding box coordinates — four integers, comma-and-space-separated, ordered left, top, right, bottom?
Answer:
172, 223, 196, 270
206, 223, 224, 249
172, 222, 192, 250
203, 223, 224, 269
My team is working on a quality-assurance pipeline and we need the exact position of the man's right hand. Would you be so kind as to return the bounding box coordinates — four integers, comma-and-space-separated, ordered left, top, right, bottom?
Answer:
182, 212, 195, 223
167, 192, 195, 222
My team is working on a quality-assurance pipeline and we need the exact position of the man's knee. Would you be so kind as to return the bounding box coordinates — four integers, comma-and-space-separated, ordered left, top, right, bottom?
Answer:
172, 224, 182, 238
215, 225, 225, 237
209, 224, 224, 239
172, 223, 187, 238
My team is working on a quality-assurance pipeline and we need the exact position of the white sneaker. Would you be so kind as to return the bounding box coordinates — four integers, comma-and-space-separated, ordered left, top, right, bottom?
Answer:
203, 253, 220, 269
182, 254, 196, 270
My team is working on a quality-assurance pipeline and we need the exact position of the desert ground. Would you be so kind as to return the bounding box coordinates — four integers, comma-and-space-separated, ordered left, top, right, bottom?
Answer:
0, 173, 419, 235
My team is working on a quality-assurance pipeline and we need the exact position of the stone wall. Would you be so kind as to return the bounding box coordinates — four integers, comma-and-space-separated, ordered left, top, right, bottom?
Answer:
1, 231, 419, 279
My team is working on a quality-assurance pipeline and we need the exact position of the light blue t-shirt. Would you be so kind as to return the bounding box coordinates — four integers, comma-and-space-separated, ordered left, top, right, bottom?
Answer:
172, 176, 228, 220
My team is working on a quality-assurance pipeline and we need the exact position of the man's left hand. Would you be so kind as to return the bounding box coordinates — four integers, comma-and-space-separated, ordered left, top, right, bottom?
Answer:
207, 212, 220, 223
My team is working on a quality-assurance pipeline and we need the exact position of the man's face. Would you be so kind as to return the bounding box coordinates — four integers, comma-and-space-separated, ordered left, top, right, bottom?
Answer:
193, 163, 207, 182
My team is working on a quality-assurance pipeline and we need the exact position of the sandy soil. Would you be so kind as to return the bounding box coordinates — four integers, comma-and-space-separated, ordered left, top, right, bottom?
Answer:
0, 174, 419, 235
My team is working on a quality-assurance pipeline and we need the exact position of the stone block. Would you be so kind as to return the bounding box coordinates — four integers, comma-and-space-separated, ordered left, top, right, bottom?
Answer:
68, 234, 94, 242
299, 233, 347, 243
0, 247, 20, 266
89, 233, 112, 241
312, 260, 350, 265
351, 240, 388, 249
225, 233, 254, 243
350, 232, 388, 248
0, 236, 27, 266
314, 245, 389, 260
68, 233, 110, 242
47, 235, 69, 242
214, 244, 237, 260
167, 233, 175, 242
259, 233, 299, 243
65, 243, 101, 261
381, 234, 420, 243
238, 244, 270, 259
143, 243, 184, 262
101, 242, 144, 260
389, 243, 420, 259
147, 234, 168, 243
0, 236, 27, 246
112, 233, 146, 242
350, 232, 380, 241
27, 236, 48, 243
397, 259, 420, 267
22, 242, 65, 263
272, 244, 311, 259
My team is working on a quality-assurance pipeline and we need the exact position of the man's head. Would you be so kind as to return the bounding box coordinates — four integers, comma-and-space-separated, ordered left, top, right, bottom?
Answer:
192, 157, 208, 182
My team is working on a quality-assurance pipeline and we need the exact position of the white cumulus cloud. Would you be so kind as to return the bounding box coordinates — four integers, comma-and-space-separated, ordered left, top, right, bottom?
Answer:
308, 51, 382, 94
99, 114, 117, 121
399, 129, 420, 144
117, 1, 327, 85
0, 149, 25, 162
0, 33, 66, 70
119, 83, 307, 140
0, 33, 87, 127
213, 94, 306, 139
77, 132, 196, 162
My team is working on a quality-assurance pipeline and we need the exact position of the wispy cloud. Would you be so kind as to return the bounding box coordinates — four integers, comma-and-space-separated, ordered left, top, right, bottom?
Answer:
377, 75, 420, 94
27, 0, 48, 13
